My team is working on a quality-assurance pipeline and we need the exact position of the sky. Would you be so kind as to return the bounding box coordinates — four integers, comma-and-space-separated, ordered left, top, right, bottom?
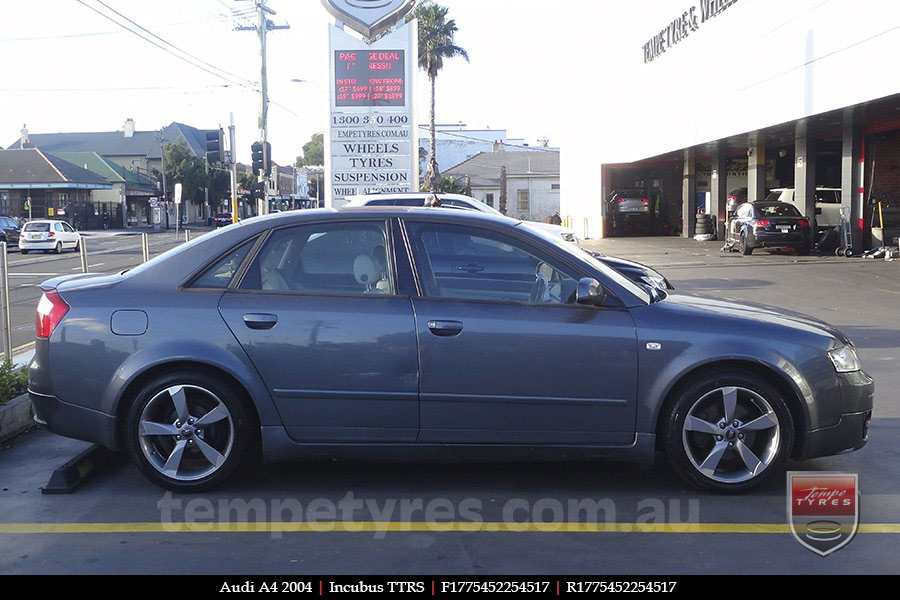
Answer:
0, 0, 588, 166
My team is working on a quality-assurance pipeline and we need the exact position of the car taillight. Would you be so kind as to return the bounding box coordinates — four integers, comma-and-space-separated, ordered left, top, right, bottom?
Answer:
798, 219, 810, 228
48, 231, 55, 237
36, 290, 69, 339
642, 198, 650, 203
754, 219, 771, 228
728, 196, 737, 202
617, 199, 626, 203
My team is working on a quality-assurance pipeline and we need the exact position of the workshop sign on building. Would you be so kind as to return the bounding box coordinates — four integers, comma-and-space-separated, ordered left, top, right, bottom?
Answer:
642, 0, 740, 64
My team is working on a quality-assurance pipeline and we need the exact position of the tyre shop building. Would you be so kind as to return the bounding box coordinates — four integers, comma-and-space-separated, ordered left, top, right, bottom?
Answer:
560, 0, 900, 251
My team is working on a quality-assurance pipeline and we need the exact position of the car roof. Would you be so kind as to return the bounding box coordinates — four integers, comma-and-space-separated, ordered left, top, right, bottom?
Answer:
346, 193, 479, 205
238, 206, 519, 229
25, 219, 65, 224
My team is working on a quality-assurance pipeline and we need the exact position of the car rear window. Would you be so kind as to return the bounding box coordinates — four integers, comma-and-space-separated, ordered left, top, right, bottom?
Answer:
24, 223, 50, 232
190, 239, 256, 289
756, 203, 801, 217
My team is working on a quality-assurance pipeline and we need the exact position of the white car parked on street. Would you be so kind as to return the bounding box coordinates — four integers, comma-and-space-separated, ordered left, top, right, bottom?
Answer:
346, 193, 579, 243
19, 220, 82, 255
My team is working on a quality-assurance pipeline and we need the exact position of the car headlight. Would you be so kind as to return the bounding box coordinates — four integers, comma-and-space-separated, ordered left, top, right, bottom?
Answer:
828, 345, 861, 373
641, 274, 668, 291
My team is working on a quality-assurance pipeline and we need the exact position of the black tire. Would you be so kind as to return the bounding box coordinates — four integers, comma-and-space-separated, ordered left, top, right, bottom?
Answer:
124, 370, 254, 492
73, 239, 80, 253
663, 370, 794, 494
20, 249, 27, 255
739, 235, 753, 255
53, 242, 62, 254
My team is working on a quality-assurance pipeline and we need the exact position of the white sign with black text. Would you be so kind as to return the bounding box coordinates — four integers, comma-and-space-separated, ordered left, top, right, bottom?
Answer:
327, 21, 418, 206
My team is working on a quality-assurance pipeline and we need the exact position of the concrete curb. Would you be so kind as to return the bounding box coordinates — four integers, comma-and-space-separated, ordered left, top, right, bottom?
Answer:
0, 393, 32, 442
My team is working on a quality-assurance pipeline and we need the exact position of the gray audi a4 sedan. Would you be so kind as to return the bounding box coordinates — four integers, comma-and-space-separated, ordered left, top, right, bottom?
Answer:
29, 208, 874, 493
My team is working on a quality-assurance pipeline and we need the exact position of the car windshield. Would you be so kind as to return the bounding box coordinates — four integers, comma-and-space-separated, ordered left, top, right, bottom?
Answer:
756, 203, 801, 217
517, 222, 651, 305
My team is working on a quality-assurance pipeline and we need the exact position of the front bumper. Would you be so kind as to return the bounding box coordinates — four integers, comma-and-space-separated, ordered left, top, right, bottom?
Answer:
796, 370, 874, 459
29, 389, 119, 449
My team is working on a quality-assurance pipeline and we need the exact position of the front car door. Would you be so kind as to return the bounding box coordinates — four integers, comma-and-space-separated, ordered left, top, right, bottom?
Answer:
402, 219, 638, 446
218, 218, 419, 443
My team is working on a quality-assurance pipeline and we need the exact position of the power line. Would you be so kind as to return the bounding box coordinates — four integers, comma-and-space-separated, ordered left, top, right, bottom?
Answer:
92, 0, 256, 86
72, 0, 255, 89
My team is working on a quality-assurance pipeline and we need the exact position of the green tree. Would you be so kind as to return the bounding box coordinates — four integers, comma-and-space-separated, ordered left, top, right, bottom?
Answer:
296, 133, 325, 167
408, 1, 469, 191
163, 141, 207, 205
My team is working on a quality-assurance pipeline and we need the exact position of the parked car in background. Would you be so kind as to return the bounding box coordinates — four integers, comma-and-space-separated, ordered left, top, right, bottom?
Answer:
30, 208, 872, 494
19, 220, 81, 255
0, 216, 21, 248
214, 213, 234, 228
766, 187, 842, 231
346, 193, 579, 243
727, 201, 812, 255
608, 189, 651, 235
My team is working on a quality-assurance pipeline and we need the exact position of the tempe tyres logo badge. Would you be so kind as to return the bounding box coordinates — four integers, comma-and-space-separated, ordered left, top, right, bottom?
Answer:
321, 0, 417, 39
788, 472, 859, 556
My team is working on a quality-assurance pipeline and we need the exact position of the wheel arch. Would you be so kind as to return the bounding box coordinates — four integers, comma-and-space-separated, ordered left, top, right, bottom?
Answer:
653, 359, 808, 458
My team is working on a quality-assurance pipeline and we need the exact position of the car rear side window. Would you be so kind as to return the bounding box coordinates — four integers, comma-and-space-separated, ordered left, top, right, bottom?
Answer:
191, 240, 256, 289
241, 221, 393, 296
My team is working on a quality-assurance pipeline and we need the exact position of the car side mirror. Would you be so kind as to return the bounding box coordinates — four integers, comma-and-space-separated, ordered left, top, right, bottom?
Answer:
576, 278, 604, 306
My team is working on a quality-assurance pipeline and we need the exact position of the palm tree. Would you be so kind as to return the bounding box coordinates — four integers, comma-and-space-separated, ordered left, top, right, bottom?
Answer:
408, 2, 469, 191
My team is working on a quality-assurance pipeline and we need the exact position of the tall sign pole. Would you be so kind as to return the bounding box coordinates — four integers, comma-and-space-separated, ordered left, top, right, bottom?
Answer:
229, 113, 239, 223
321, 1, 418, 208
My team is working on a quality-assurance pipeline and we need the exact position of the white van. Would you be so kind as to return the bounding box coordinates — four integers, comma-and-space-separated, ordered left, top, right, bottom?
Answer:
765, 187, 842, 231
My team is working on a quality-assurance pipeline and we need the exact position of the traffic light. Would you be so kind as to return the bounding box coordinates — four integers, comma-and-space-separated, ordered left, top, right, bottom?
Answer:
251, 182, 266, 202
251, 141, 272, 177
206, 129, 223, 163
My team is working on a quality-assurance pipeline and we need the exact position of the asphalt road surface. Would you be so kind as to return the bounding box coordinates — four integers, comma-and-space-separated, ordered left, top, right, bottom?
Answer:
5, 230, 191, 351
1, 236, 898, 575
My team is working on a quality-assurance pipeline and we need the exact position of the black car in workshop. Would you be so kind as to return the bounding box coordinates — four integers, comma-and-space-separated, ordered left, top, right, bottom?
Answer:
727, 201, 813, 255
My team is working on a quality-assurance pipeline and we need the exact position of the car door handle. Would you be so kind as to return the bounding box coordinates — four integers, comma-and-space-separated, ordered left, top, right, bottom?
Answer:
457, 263, 484, 274
427, 320, 464, 337
243, 313, 278, 330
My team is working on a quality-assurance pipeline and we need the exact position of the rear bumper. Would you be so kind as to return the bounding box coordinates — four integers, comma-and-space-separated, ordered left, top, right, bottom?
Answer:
750, 232, 811, 249
796, 370, 874, 459
19, 239, 58, 250
29, 389, 118, 449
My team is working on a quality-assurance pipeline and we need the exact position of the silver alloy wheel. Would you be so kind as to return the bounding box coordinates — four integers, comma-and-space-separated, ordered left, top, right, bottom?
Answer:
138, 385, 234, 482
681, 386, 780, 484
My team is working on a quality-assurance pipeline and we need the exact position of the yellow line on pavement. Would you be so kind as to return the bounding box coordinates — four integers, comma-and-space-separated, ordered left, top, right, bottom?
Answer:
0, 522, 899, 535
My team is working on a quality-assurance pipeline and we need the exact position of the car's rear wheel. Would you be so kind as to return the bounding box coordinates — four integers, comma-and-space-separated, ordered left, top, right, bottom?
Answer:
739, 235, 753, 255
663, 370, 794, 493
124, 370, 253, 492
20, 249, 28, 255
53, 241, 62, 254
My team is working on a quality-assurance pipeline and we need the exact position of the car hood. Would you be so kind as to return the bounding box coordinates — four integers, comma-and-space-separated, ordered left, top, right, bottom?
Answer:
659, 293, 853, 347
526, 222, 576, 237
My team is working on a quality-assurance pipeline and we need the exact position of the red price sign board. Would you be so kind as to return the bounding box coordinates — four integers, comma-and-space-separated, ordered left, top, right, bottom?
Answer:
334, 50, 406, 107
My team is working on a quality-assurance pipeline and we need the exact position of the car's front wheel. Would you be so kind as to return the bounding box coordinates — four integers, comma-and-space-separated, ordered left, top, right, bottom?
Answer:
663, 370, 794, 493
124, 370, 254, 492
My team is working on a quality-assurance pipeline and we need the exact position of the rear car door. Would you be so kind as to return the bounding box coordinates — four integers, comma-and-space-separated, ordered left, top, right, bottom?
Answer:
403, 219, 638, 445
218, 219, 420, 443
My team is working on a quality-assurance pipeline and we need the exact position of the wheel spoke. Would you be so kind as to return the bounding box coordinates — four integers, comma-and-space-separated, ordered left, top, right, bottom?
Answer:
194, 437, 226, 468
735, 440, 763, 475
162, 440, 188, 477
722, 387, 738, 424
167, 386, 189, 422
140, 420, 179, 437
739, 411, 778, 432
195, 402, 229, 427
685, 416, 722, 436
698, 441, 730, 477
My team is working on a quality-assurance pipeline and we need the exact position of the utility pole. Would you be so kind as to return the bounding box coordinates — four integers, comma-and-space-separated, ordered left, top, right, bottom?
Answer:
236, 0, 289, 216
157, 128, 169, 230
229, 113, 238, 223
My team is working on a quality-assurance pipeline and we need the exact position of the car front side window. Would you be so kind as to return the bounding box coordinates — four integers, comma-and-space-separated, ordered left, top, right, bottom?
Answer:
406, 222, 578, 305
